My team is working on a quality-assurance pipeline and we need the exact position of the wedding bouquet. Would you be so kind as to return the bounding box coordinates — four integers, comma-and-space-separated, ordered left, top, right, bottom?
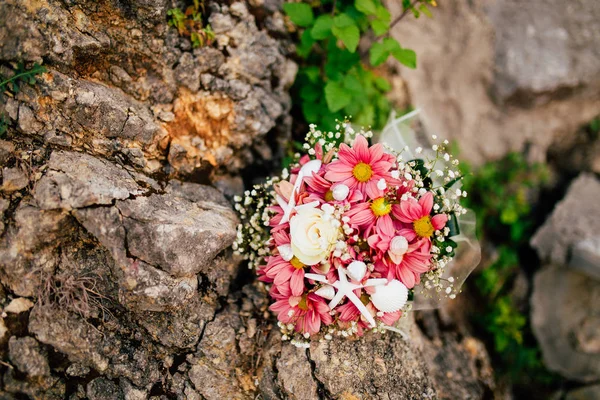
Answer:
234, 113, 479, 344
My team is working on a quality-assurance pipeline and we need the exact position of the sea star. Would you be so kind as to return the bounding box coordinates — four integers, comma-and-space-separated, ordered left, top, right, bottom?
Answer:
305, 266, 387, 328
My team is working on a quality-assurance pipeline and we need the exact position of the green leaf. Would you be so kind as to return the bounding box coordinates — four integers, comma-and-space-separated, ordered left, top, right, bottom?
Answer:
373, 76, 391, 91
311, 14, 333, 39
283, 2, 314, 27
343, 73, 363, 96
301, 66, 321, 83
332, 16, 360, 53
296, 29, 315, 58
333, 13, 356, 28
300, 84, 321, 102
391, 47, 417, 68
369, 41, 389, 66
355, 0, 377, 15
324, 81, 352, 112
370, 19, 389, 36
375, 5, 391, 21
302, 100, 321, 123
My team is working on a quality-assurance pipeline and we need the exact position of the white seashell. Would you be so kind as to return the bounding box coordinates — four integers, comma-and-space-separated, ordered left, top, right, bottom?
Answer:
346, 261, 367, 282
332, 184, 350, 201
315, 286, 335, 300
388, 236, 409, 264
277, 244, 294, 261
370, 280, 408, 313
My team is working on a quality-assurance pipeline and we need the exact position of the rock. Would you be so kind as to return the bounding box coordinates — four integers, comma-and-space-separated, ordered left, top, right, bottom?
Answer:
8, 336, 51, 377
115, 183, 238, 277
531, 264, 600, 381
29, 304, 110, 372
0, 140, 15, 164
531, 174, 600, 268
3, 297, 34, 314
34, 151, 146, 210
87, 378, 123, 400
566, 384, 600, 400
119, 379, 147, 400
66, 363, 91, 377
1, 167, 28, 193
569, 236, 600, 280
386, 0, 600, 165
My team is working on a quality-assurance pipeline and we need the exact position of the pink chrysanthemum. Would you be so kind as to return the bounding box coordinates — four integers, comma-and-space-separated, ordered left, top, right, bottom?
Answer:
269, 284, 332, 335
324, 135, 396, 200
392, 192, 448, 241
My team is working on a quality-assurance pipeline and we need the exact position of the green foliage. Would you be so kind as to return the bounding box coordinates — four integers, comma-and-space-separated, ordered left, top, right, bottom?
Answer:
167, 0, 215, 48
0, 62, 46, 95
461, 152, 553, 382
0, 62, 47, 138
284, 0, 434, 131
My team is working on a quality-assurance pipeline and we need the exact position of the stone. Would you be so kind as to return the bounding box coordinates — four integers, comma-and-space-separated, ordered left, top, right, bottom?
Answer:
115, 183, 238, 277
566, 384, 600, 400
531, 174, 600, 267
87, 378, 123, 400
119, 379, 147, 400
0, 140, 15, 164
8, 336, 51, 377
386, 0, 600, 165
1, 167, 28, 193
34, 151, 145, 210
4, 297, 34, 314
531, 264, 600, 381
569, 236, 600, 280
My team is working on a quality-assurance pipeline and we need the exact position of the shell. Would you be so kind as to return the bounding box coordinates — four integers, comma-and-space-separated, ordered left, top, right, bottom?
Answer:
315, 286, 335, 300
370, 280, 408, 313
277, 244, 294, 261
346, 261, 367, 282
332, 184, 350, 201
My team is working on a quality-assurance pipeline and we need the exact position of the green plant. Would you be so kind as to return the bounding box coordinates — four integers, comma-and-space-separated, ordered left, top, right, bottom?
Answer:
461, 153, 553, 383
167, 0, 215, 48
284, 0, 435, 131
0, 62, 47, 138
0, 62, 46, 95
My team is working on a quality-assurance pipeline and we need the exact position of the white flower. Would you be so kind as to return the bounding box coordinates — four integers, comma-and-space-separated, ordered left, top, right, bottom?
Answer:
290, 206, 340, 265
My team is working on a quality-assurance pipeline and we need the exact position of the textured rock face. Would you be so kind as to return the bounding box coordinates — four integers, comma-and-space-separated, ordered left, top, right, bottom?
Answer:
0, 0, 495, 398
531, 174, 600, 382
386, 0, 600, 165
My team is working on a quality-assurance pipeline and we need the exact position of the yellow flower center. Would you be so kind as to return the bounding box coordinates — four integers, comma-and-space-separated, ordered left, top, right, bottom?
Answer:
352, 162, 373, 182
290, 256, 305, 270
414, 216, 434, 238
297, 294, 309, 311
324, 190, 334, 202
371, 197, 392, 217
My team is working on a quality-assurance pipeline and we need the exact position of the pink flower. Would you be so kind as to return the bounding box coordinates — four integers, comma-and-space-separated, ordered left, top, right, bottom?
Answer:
324, 136, 396, 200
375, 239, 432, 288
345, 197, 395, 237
269, 284, 333, 335
260, 255, 306, 296
392, 192, 448, 241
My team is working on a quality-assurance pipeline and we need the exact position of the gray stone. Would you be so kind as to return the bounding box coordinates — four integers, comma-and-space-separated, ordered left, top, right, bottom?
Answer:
1, 167, 28, 193
570, 236, 600, 280
8, 336, 51, 377
531, 174, 600, 266
531, 264, 600, 381
0, 140, 15, 164
566, 384, 600, 400
34, 151, 145, 210
386, 0, 600, 165
116, 183, 238, 277
87, 378, 123, 400
119, 379, 147, 400
66, 363, 91, 377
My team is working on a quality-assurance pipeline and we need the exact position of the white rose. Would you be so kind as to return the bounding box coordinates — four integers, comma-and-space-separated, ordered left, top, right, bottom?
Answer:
290, 206, 340, 265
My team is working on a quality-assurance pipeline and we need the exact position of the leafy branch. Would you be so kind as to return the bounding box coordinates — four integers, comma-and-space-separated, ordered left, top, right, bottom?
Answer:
283, 0, 435, 131
0, 62, 46, 95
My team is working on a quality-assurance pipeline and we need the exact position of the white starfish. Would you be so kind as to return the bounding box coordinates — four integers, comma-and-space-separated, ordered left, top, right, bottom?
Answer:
277, 159, 322, 225
305, 267, 387, 328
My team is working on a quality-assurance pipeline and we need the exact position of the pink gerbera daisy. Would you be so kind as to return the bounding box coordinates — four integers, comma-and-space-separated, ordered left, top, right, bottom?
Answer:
269, 284, 333, 335
325, 135, 396, 200
392, 191, 448, 241
345, 196, 395, 238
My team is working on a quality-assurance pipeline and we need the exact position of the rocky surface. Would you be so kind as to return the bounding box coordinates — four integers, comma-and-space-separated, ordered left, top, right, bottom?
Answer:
0, 0, 497, 398
386, 0, 600, 165
530, 174, 600, 382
